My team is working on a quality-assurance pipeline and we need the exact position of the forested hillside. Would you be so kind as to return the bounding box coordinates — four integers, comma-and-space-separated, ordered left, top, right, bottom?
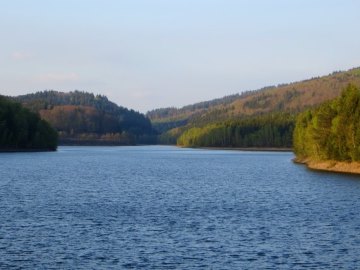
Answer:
177, 113, 294, 148
148, 67, 360, 133
294, 84, 360, 162
0, 96, 58, 151
148, 94, 241, 126
149, 67, 360, 148
13, 91, 156, 145
7, 67, 360, 149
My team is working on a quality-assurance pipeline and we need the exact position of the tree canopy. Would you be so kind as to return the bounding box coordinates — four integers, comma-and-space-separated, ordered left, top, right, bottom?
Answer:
177, 113, 295, 148
0, 96, 58, 151
294, 84, 360, 161
13, 91, 156, 145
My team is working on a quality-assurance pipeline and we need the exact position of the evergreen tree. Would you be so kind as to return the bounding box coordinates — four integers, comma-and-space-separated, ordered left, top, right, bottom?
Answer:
0, 96, 58, 150
293, 84, 360, 161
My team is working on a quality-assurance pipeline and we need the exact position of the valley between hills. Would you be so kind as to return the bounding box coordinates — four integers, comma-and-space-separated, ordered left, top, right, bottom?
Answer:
2, 67, 360, 174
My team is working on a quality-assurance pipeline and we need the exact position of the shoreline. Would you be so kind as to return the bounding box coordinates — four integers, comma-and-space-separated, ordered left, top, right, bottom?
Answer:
61, 144, 294, 152
182, 146, 293, 152
0, 148, 57, 153
293, 158, 360, 175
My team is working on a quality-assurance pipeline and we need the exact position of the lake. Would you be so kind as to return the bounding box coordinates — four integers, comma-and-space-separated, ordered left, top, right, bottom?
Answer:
1, 146, 360, 269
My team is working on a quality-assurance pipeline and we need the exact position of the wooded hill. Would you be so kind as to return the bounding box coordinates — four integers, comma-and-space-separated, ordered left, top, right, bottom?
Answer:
13, 91, 156, 145
294, 84, 360, 162
148, 67, 360, 146
177, 113, 295, 148
148, 67, 360, 127
0, 96, 58, 151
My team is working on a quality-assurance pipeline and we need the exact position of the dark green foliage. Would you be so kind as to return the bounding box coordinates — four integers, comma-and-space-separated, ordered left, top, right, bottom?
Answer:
293, 84, 360, 161
157, 127, 188, 145
177, 113, 295, 148
152, 119, 188, 134
0, 96, 58, 150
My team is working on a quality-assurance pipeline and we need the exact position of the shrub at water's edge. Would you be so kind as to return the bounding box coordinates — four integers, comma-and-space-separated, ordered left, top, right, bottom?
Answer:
0, 96, 58, 151
293, 84, 360, 173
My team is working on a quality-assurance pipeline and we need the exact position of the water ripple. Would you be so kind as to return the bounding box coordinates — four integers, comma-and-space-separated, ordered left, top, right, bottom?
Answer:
0, 146, 360, 269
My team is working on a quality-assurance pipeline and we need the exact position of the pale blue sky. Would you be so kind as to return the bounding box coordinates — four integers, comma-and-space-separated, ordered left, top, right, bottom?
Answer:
1, 0, 360, 112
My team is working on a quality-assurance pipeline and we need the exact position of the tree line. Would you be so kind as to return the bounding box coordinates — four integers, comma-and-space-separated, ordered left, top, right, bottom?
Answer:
177, 113, 295, 148
294, 84, 360, 161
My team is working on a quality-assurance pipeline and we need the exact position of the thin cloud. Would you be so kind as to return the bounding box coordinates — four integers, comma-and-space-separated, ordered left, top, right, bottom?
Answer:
130, 91, 151, 99
11, 51, 32, 61
32, 72, 80, 83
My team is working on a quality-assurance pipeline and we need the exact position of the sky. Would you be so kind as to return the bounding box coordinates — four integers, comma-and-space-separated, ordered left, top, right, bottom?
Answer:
1, 0, 360, 112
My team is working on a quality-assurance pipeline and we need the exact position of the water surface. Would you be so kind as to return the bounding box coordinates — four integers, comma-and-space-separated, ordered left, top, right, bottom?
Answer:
1, 146, 360, 269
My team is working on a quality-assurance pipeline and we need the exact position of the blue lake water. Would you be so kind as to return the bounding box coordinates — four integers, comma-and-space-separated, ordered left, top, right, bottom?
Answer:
1, 146, 360, 269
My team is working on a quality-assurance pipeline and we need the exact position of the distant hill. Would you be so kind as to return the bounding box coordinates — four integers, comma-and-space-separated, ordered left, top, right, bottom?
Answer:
0, 96, 58, 151
147, 67, 360, 145
12, 91, 156, 145
148, 67, 360, 131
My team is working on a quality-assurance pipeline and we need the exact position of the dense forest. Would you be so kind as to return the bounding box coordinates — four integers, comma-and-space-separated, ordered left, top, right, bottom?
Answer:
13, 91, 156, 145
294, 84, 360, 162
0, 96, 58, 151
177, 113, 295, 148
